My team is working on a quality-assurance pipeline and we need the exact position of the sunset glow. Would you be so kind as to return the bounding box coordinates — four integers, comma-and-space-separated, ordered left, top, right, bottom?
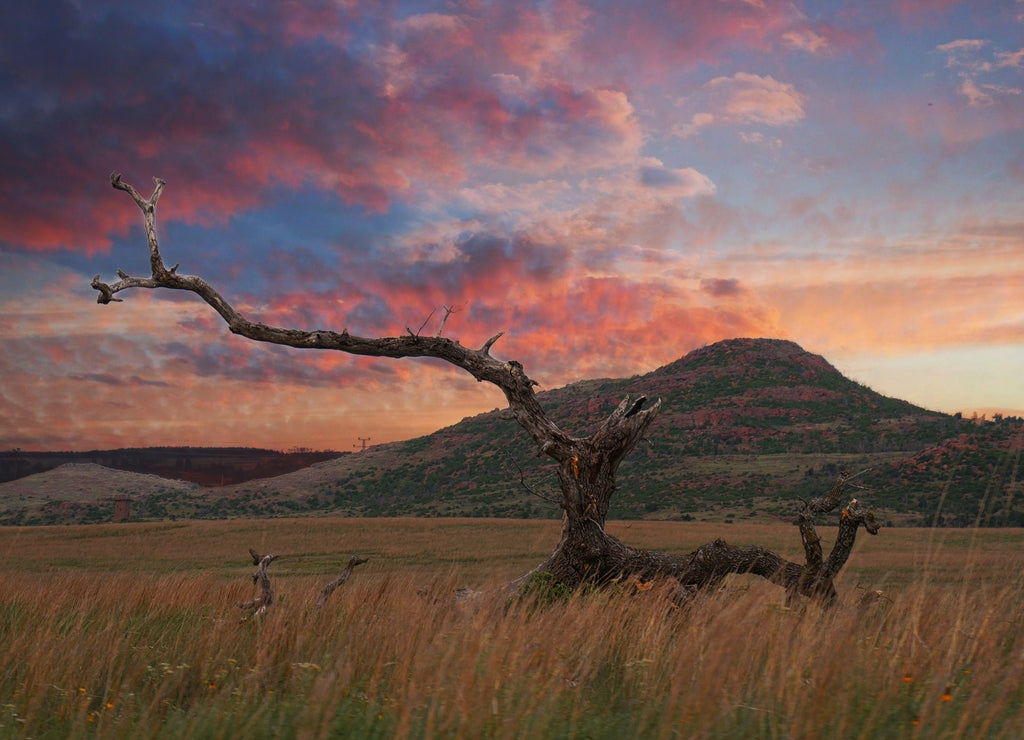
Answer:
1, 1, 1022, 452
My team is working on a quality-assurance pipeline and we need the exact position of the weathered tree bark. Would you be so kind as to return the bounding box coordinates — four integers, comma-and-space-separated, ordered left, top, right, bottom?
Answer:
93, 174, 880, 605
314, 556, 368, 611
239, 548, 277, 619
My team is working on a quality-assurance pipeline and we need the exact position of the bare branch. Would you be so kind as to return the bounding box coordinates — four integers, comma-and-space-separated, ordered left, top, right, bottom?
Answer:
314, 556, 368, 611
110, 172, 168, 278
821, 498, 880, 579
412, 306, 437, 337
502, 450, 563, 506
238, 550, 277, 620
410, 304, 457, 338
90, 275, 123, 304
480, 332, 504, 355
435, 304, 457, 337
93, 175, 576, 459
796, 470, 850, 569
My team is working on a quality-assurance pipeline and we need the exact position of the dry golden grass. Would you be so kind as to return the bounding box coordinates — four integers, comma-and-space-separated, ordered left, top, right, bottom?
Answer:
1, 519, 1022, 738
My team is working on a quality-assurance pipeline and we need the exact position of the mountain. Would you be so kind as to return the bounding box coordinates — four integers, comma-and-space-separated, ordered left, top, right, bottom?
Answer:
2, 339, 1021, 526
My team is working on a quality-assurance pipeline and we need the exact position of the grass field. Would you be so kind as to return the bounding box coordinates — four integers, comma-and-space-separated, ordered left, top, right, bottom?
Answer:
1, 519, 1022, 738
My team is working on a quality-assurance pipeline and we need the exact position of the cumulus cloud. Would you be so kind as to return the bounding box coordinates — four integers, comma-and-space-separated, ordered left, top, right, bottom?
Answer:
489, 83, 643, 172
673, 72, 806, 137
637, 160, 717, 199
714, 73, 807, 124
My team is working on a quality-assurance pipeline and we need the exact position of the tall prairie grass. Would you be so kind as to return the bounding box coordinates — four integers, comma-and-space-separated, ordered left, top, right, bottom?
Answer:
1, 520, 1022, 738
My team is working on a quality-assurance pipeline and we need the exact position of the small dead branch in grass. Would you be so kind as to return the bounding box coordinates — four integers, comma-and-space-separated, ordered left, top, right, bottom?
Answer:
314, 556, 368, 611
238, 549, 277, 621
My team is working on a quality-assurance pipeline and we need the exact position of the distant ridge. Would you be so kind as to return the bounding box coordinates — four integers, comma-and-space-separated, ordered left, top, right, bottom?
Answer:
2, 338, 1021, 526
0, 463, 201, 525
4, 462, 199, 499
0, 446, 344, 486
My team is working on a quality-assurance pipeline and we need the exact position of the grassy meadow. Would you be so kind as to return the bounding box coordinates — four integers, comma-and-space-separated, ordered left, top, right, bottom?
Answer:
1, 518, 1022, 738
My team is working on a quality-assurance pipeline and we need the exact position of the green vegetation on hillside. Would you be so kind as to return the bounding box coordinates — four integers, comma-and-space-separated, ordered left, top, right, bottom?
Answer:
2, 339, 1021, 526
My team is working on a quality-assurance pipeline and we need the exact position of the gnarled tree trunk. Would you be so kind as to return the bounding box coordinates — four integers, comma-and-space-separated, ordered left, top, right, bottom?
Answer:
93, 174, 879, 605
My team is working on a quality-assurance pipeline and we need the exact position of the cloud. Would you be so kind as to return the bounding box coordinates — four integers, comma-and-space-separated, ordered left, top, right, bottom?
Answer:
935, 39, 1024, 106
492, 1, 588, 76
477, 81, 644, 172
396, 12, 469, 37
69, 372, 171, 388
714, 73, 807, 124
781, 28, 829, 54
637, 160, 717, 199
673, 73, 806, 137
0, 2, 646, 254
997, 48, 1024, 68
738, 131, 782, 148
959, 77, 993, 106
405, 158, 715, 272
570, 0, 799, 82
701, 278, 745, 298
936, 39, 988, 63
0, 245, 786, 451
3, 0, 1022, 450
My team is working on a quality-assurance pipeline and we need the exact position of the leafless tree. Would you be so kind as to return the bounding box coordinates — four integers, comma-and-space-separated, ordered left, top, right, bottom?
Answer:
93, 174, 879, 605
238, 548, 277, 619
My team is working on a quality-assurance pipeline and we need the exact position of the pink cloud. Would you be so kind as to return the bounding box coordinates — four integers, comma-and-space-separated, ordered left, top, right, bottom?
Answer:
494, 1, 591, 75
1, 260, 785, 450
1, 2, 651, 254
574, 0, 793, 81
780, 28, 830, 54
934, 38, 1024, 109
674, 73, 806, 138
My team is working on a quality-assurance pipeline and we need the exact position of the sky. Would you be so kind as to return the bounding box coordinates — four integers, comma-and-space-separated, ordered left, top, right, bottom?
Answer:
1, 0, 1022, 453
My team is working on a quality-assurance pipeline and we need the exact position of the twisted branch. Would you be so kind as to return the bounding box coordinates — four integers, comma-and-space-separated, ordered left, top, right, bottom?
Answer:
91, 175, 588, 460
92, 175, 664, 490
314, 556, 369, 611
238, 549, 277, 619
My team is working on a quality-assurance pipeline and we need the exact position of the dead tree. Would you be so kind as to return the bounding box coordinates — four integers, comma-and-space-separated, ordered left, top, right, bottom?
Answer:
93, 174, 880, 605
667, 472, 879, 606
239, 548, 277, 619
314, 556, 368, 611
